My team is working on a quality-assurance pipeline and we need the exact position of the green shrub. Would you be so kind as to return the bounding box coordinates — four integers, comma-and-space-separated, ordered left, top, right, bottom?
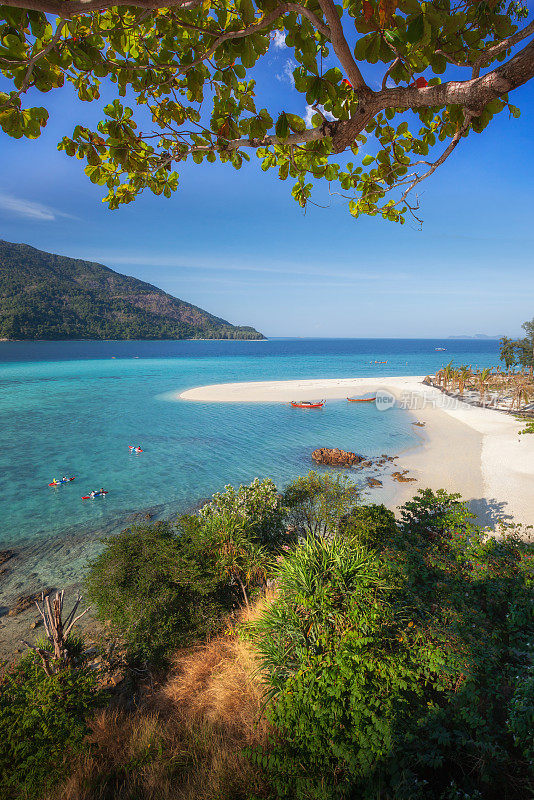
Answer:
517, 417, 534, 435
87, 482, 288, 665
282, 470, 360, 538
86, 521, 231, 665
341, 502, 397, 547
0, 646, 102, 800
248, 490, 534, 800
198, 477, 287, 549
507, 667, 534, 763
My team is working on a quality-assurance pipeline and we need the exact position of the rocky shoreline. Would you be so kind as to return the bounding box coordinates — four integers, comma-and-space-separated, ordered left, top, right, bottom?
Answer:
311, 447, 418, 484
0, 501, 180, 662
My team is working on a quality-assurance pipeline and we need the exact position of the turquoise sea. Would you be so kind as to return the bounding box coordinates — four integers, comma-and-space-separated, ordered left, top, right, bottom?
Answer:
0, 338, 500, 599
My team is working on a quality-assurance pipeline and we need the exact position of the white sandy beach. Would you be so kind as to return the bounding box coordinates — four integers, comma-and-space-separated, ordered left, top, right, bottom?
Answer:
179, 376, 534, 531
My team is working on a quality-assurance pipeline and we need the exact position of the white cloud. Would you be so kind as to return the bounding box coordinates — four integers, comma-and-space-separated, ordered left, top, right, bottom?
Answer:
0, 192, 75, 222
86, 250, 411, 283
304, 105, 337, 128
272, 30, 287, 49
276, 59, 296, 87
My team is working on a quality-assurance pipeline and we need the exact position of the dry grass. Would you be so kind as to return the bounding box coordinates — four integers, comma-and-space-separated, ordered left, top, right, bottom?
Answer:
55, 599, 273, 800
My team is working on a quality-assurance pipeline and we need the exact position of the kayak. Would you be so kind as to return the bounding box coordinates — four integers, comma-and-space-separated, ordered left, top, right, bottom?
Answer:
82, 491, 108, 500
49, 477, 75, 486
128, 445, 143, 453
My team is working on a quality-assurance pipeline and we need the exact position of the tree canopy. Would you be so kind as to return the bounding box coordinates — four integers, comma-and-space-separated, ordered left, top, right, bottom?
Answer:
500, 315, 534, 369
0, 0, 533, 222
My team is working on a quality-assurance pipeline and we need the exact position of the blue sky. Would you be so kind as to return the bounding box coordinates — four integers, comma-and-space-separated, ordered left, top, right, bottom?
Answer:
0, 20, 533, 338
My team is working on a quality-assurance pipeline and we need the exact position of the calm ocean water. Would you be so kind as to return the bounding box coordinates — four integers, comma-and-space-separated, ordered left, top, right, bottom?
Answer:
0, 338, 499, 594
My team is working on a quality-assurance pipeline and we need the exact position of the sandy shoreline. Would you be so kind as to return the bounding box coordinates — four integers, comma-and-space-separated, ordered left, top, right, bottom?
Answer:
179, 376, 534, 531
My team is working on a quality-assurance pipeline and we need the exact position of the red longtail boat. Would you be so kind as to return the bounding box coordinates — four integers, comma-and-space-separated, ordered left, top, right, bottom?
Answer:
347, 396, 376, 403
290, 400, 326, 409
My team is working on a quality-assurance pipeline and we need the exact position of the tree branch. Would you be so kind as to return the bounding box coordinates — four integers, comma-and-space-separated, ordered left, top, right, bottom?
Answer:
178, 3, 329, 76
381, 57, 400, 90
174, 33, 533, 161
1, 0, 329, 33
435, 49, 466, 68
154, 33, 534, 162
472, 18, 534, 78
316, 0, 368, 91
398, 116, 471, 208
331, 36, 534, 151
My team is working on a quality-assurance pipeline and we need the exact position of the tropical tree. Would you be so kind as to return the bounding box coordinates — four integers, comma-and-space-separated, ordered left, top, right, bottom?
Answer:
451, 367, 462, 392
475, 366, 492, 405
457, 365, 472, 395
515, 337, 534, 371
442, 360, 455, 391
282, 470, 360, 539
202, 511, 274, 606
500, 336, 517, 371
247, 491, 534, 800
0, 1, 533, 221
198, 477, 287, 549
86, 520, 232, 663
509, 377, 533, 411
521, 316, 534, 370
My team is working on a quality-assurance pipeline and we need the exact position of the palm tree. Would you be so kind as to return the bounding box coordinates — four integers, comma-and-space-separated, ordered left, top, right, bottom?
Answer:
475, 368, 492, 406
457, 366, 472, 395
442, 361, 455, 391
509, 379, 534, 411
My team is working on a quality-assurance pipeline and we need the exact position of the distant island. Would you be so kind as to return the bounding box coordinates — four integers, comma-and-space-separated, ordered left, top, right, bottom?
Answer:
448, 334, 503, 340
0, 241, 265, 341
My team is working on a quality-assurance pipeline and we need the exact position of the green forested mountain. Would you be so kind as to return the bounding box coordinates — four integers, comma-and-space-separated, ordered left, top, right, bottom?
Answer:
0, 241, 265, 340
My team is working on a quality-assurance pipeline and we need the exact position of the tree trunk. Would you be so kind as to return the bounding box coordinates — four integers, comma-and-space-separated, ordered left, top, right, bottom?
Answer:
236, 576, 249, 607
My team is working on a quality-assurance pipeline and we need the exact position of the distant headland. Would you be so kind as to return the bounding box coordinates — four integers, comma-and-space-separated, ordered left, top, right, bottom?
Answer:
0, 240, 265, 341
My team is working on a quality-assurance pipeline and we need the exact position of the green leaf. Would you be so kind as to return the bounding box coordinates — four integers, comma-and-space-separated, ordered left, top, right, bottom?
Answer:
275, 112, 289, 141
353, 35, 370, 61
407, 15, 424, 44
286, 113, 306, 134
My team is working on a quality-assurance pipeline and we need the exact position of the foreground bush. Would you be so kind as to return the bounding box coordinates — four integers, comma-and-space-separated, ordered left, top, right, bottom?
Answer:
198, 477, 287, 549
87, 479, 291, 665
86, 521, 232, 665
57, 605, 270, 800
249, 490, 534, 800
0, 644, 102, 800
282, 470, 360, 539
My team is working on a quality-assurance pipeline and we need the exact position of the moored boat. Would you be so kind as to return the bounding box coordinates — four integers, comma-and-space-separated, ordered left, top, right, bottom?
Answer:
347, 397, 376, 403
290, 400, 325, 409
